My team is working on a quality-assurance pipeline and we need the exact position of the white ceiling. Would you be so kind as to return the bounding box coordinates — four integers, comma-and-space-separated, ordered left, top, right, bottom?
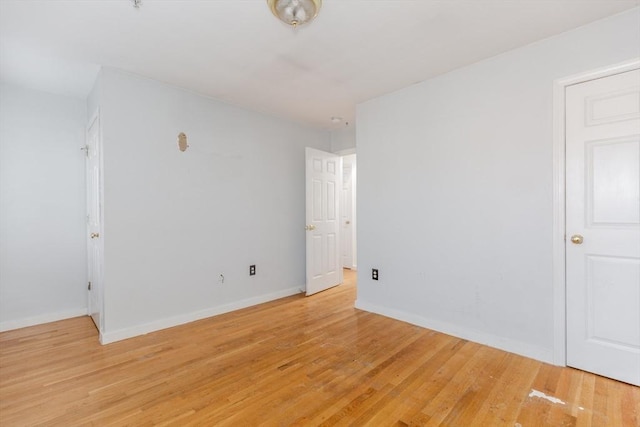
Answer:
0, 0, 637, 129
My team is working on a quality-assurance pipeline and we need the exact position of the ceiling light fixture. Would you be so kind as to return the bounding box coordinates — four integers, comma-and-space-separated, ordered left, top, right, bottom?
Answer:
330, 116, 342, 124
267, 0, 322, 28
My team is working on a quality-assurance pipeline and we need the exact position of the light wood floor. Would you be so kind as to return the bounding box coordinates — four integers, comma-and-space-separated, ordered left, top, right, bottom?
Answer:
1, 270, 638, 426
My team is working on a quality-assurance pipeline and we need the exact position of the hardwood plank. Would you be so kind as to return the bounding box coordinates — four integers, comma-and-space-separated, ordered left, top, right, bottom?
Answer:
1, 269, 637, 426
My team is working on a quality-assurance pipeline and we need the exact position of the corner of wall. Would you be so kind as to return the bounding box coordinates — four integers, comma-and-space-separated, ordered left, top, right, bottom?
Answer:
0, 308, 89, 333
100, 286, 301, 344
354, 299, 554, 364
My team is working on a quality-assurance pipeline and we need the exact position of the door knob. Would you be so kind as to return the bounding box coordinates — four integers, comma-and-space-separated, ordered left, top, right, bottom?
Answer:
90, 232, 100, 239
305, 225, 316, 231
570, 234, 583, 244
345, 221, 350, 225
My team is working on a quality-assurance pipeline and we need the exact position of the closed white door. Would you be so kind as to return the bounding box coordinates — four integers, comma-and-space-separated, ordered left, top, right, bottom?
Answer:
566, 69, 640, 386
305, 147, 343, 296
86, 113, 103, 332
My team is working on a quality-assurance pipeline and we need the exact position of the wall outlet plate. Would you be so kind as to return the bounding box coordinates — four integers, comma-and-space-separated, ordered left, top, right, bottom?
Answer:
250, 265, 256, 276
372, 268, 379, 280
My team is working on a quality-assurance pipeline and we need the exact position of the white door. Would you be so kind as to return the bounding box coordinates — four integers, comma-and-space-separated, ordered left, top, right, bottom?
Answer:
566, 69, 640, 386
86, 113, 103, 332
341, 161, 353, 268
305, 147, 343, 296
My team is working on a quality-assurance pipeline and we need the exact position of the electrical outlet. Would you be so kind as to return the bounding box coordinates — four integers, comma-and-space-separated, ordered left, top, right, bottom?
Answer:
372, 268, 379, 280
249, 265, 256, 276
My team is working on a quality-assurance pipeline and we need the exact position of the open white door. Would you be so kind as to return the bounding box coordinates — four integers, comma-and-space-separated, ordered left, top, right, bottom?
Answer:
566, 68, 640, 386
86, 112, 103, 333
305, 147, 343, 296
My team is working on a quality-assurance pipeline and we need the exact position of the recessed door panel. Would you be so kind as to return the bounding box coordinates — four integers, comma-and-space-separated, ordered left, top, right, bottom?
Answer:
587, 89, 640, 126
312, 179, 323, 222
327, 181, 336, 221
588, 138, 640, 225
587, 255, 640, 348
327, 233, 336, 273
327, 160, 336, 174
312, 235, 323, 278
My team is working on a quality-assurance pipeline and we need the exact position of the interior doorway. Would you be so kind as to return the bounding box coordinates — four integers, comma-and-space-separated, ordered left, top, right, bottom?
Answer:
341, 152, 357, 301
564, 68, 639, 386
341, 154, 357, 271
303, 148, 357, 296
85, 111, 104, 335
553, 59, 639, 385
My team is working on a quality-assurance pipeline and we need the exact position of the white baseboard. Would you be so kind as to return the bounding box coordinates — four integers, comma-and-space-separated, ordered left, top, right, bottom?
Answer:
0, 308, 88, 332
354, 299, 554, 364
101, 286, 301, 345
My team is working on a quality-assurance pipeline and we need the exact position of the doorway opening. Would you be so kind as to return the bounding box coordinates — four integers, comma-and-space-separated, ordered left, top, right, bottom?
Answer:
341, 152, 357, 296
303, 148, 357, 295
341, 153, 357, 272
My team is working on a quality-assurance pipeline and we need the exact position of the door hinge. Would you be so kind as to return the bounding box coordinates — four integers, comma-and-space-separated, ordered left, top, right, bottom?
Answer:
88, 281, 92, 291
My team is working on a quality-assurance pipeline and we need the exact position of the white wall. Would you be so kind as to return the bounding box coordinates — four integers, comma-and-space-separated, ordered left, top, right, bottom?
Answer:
0, 84, 87, 330
355, 8, 640, 363
331, 125, 356, 153
96, 68, 331, 342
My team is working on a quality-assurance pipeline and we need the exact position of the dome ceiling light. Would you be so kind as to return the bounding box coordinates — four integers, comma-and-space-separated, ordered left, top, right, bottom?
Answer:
267, 0, 322, 28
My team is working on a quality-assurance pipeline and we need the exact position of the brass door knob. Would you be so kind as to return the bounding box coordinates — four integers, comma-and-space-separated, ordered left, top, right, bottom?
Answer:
90, 232, 100, 239
305, 225, 316, 231
570, 234, 583, 244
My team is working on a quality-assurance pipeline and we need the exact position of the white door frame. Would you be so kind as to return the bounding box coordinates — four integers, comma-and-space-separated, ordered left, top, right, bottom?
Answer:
552, 57, 640, 365
341, 153, 357, 270
335, 148, 357, 271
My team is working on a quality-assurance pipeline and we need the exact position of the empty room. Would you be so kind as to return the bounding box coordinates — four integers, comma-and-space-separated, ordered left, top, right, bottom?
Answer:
0, 1, 639, 425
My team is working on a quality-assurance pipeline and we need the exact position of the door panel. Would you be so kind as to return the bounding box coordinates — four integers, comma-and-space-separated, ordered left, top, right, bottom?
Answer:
305, 148, 342, 295
312, 235, 322, 278
566, 69, 640, 385
86, 113, 103, 333
587, 255, 639, 347
589, 139, 639, 224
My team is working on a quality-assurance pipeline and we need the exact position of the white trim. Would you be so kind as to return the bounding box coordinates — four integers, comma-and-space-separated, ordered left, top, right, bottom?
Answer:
552, 58, 640, 366
355, 300, 553, 364
0, 308, 88, 332
100, 286, 301, 344
334, 148, 356, 155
